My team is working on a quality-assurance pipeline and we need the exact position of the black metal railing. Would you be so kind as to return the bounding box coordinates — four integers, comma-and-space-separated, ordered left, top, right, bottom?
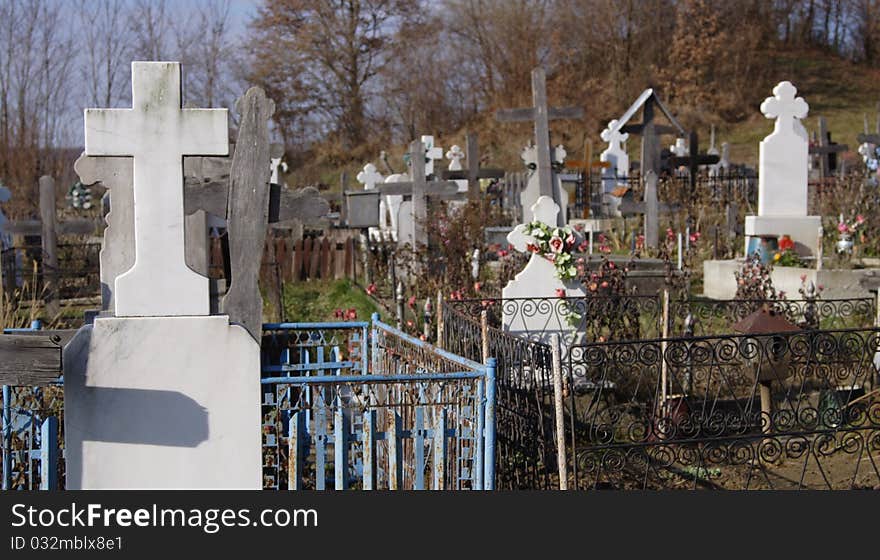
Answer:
567, 328, 880, 490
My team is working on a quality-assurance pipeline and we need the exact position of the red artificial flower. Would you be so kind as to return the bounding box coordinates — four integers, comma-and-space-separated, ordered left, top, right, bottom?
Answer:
555, 288, 566, 298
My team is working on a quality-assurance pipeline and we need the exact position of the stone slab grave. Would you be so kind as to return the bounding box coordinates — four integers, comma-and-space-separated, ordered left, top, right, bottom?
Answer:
744, 81, 821, 257
64, 62, 261, 489
502, 196, 587, 341
495, 67, 583, 226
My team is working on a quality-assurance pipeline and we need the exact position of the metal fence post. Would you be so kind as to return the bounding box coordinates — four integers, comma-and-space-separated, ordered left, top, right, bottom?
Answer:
483, 358, 496, 490
2, 384, 9, 491
550, 334, 568, 490
395, 282, 404, 330
40, 417, 58, 490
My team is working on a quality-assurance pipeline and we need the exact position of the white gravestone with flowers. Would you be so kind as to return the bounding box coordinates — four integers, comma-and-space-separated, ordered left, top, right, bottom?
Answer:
502, 196, 587, 339
745, 81, 821, 257
63, 62, 261, 489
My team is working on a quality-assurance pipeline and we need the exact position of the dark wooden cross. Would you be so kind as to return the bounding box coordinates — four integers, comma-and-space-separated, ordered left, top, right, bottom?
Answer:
616, 88, 686, 179
495, 67, 583, 205
564, 140, 610, 218
440, 132, 505, 201
668, 131, 720, 191
380, 140, 462, 247
809, 117, 848, 177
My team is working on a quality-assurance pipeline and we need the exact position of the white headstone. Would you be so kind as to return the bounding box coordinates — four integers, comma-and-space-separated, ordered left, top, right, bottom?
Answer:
745, 81, 820, 256
502, 196, 586, 339
599, 119, 629, 192
383, 172, 408, 241
84, 62, 228, 316
757, 81, 809, 216
520, 144, 568, 224
446, 144, 467, 192
421, 135, 443, 177
66, 61, 260, 490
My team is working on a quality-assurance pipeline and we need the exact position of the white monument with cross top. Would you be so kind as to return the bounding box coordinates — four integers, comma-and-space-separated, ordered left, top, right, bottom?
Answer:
502, 196, 586, 338
600, 119, 629, 191
84, 61, 228, 317
745, 81, 821, 256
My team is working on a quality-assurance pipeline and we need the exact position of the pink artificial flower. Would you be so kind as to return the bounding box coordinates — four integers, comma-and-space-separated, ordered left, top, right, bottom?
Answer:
565, 232, 576, 246
555, 288, 566, 298
799, 274, 807, 282
549, 236, 565, 253
600, 281, 609, 288
578, 241, 589, 252
838, 222, 849, 234
346, 308, 357, 320
857, 215, 865, 224
474, 282, 481, 292
407, 296, 416, 308
366, 283, 377, 295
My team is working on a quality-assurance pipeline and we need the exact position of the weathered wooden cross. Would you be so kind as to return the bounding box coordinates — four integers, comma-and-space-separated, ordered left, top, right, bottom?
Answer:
809, 117, 848, 178
440, 132, 505, 200
668, 131, 720, 193
617, 171, 679, 248
614, 88, 687, 179
380, 140, 462, 247
495, 68, 583, 211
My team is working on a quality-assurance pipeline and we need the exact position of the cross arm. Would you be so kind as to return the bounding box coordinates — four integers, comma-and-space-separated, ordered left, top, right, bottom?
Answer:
809, 144, 849, 154
858, 133, 880, 144
0, 331, 74, 385
441, 168, 505, 180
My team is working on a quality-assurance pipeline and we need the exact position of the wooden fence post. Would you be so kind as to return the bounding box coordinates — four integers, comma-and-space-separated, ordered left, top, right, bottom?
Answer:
435, 290, 444, 349
39, 176, 58, 320
480, 309, 489, 363
550, 334, 567, 490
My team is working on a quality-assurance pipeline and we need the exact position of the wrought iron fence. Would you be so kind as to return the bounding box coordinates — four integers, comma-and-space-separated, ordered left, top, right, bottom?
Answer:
441, 302, 558, 489
0, 385, 63, 490
445, 296, 663, 349
567, 328, 880, 490
669, 298, 876, 336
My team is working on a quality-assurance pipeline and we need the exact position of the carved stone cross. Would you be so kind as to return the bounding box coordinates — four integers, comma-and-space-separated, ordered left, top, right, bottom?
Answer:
761, 81, 809, 137
84, 61, 228, 317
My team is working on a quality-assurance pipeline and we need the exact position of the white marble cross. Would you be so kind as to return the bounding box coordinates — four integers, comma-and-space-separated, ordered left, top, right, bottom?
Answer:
356, 162, 384, 190
761, 81, 809, 137
84, 62, 228, 317
600, 119, 630, 189
421, 135, 443, 177
446, 145, 464, 170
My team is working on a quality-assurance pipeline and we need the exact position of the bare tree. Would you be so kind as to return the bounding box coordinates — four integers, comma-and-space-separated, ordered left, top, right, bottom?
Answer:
77, 0, 131, 107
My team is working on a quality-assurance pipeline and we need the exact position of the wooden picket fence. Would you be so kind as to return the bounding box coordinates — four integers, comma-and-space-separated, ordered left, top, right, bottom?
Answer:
261, 235, 362, 283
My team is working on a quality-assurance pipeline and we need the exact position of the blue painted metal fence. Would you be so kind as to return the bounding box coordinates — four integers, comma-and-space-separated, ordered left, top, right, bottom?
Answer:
260, 315, 496, 490
2, 321, 62, 490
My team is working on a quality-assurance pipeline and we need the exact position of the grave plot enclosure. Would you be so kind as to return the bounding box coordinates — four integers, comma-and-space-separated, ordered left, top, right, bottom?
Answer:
566, 329, 880, 490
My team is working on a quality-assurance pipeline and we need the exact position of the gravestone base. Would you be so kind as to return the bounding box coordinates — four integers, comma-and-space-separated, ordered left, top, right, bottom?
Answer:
745, 215, 821, 256
63, 315, 261, 489
702, 259, 878, 299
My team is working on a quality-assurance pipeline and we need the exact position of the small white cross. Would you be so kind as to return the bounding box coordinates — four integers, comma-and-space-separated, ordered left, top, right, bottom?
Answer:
506, 196, 560, 252
446, 145, 465, 171
84, 61, 228, 317
761, 81, 809, 136
421, 135, 443, 176
670, 138, 687, 157
600, 119, 629, 150
553, 144, 567, 164
356, 162, 384, 190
